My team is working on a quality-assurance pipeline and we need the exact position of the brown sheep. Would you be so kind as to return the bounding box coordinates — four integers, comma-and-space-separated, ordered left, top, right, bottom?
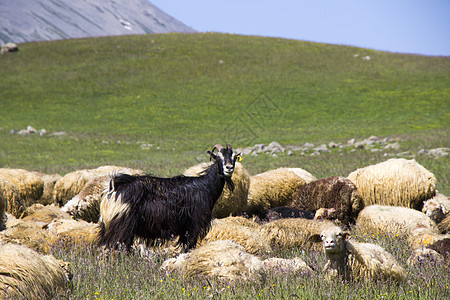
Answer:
288, 176, 364, 226
0, 243, 71, 299
0, 168, 44, 207
247, 167, 317, 215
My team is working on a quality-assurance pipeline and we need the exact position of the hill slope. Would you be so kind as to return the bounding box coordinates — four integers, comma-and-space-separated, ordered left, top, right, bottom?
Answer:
0, 0, 195, 44
0, 33, 448, 191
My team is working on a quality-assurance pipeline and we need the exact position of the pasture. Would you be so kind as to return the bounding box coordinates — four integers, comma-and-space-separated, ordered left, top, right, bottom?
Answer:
0, 33, 449, 299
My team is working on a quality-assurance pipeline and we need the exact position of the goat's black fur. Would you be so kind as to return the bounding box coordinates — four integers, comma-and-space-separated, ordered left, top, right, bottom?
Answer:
97, 144, 239, 252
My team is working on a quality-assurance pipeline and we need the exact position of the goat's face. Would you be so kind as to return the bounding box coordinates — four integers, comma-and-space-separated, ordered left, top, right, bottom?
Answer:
207, 144, 242, 177
319, 227, 348, 255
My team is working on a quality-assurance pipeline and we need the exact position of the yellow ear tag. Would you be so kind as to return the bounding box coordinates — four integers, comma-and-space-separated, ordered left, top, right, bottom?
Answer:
237, 154, 243, 162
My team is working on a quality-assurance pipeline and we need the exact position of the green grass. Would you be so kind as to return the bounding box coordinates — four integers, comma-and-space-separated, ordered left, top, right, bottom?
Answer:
0, 33, 449, 298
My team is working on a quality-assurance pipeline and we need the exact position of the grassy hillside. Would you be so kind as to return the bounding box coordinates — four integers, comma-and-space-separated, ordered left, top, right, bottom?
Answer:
0, 33, 448, 192
0, 33, 449, 299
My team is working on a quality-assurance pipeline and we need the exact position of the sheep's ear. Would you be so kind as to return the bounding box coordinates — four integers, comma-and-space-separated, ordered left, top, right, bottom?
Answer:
207, 150, 217, 161
310, 233, 322, 243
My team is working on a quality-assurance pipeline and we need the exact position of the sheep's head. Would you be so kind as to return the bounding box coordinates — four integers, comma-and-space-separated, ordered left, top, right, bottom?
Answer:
311, 226, 349, 255
422, 199, 446, 223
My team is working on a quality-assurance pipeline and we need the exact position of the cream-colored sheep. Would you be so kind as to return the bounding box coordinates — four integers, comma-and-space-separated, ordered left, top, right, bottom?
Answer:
0, 168, 44, 207
184, 162, 250, 218
0, 243, 71, 299
161, 240, 266, 284
407, 247, 444, 267
62, 175, 110, 222
262, 257, 312, 275
247, 167, 317, 214
200, 217, 271, 255
313, 226, 406, 282
22, 204, 72, 224
347, 158, 436, 210
0, 179, 24, 218
356, 205, 438, 238
0, 220, 52, 253
406, 226, 449, 250
260, 218, 335, 251
0, 190, 5, 230
33, 172, 62, 205
45, 218, 99, 246
52, 165, 143, 206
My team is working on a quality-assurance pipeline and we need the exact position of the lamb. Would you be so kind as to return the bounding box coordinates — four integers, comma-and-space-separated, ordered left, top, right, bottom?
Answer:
260, 217, 335, 251
183, 161, 249, 218
97, 144, 241, 252
62, 175, 110, 222
0, 243, 71, 299
0, 168, 44, 207
288, 176, 364, 226
161, 240, 266, 284
52, 165, 144, 206
347, 158, 436, 210
311, 226, 406, 282
246, 167, 317, 215
356, 204, 438, 239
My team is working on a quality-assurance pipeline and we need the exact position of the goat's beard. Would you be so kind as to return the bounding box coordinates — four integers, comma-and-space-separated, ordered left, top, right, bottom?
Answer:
224, 175, 235, 192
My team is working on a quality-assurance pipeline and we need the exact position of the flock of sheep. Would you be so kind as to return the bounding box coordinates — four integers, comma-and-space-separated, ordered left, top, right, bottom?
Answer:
0, 156, 449, 298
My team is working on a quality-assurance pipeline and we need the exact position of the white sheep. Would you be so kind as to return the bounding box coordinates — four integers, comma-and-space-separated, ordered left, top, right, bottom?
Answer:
0, 243, 71, 299
347, 158, 436, 210
183, 162, 250, 218
0, 168, 44, 207
0, 179, 24, 218
260, 217, 335, 251
312, 226, 406, 282
161, 240, 266, 284
200, 216, 271, 255
247, 167, 317, 214
356, 204, 438, 239
52, 165, 143, 206
62, 175, 110, 222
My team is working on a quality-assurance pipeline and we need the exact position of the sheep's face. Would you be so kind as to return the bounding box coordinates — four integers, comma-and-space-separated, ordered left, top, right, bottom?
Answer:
422, 199, 445, 222
320, 227, 348, 255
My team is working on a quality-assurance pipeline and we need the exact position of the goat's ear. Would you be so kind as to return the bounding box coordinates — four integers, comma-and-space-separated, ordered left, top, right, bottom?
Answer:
236, 153, 243, 162
310, 233, 322, 243
207, 150, 217, 161
342, 231, 351, 240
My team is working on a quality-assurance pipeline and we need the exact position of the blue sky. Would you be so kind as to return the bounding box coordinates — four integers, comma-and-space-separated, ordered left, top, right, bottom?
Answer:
150, 0, 450, 56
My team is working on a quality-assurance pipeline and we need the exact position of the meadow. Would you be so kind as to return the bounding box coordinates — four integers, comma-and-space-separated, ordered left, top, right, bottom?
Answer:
0, 32, 449, 299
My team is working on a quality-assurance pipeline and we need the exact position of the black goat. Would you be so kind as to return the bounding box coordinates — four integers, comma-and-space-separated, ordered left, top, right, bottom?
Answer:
97, 144, 241, 252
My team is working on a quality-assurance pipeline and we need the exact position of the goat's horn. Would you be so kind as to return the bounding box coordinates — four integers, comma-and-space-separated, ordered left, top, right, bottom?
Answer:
212, 144, 224, 152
